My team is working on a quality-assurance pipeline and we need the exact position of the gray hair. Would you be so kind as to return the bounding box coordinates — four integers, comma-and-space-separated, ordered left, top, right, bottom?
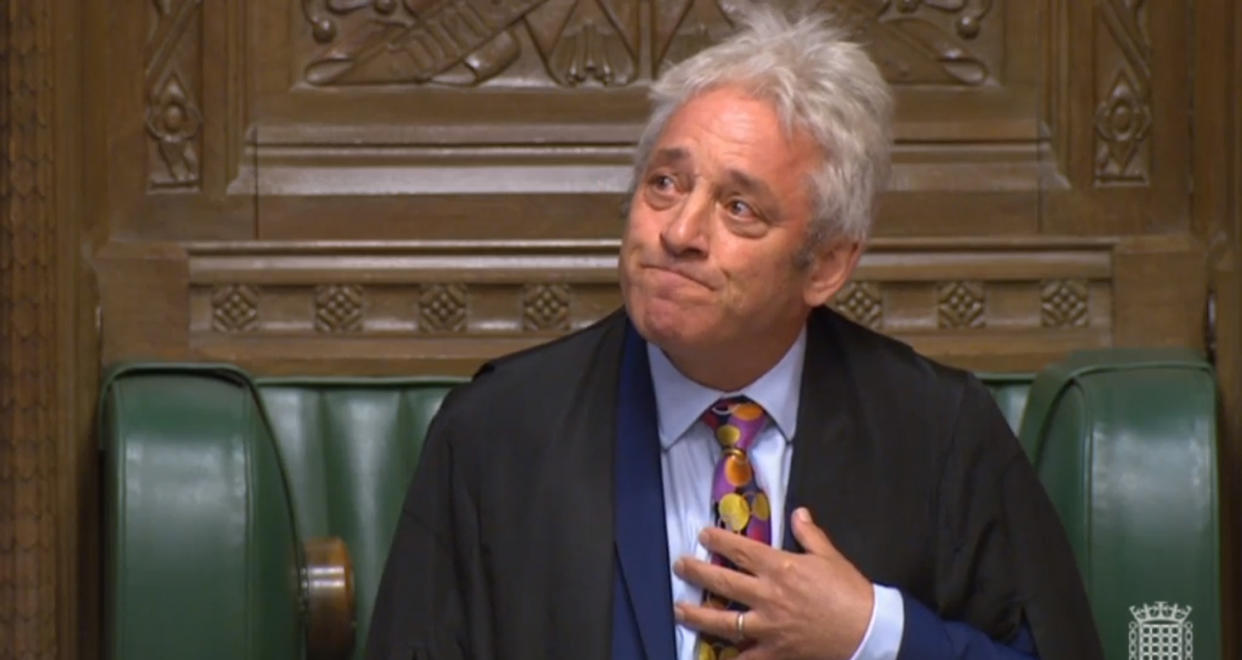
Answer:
630, 5, 893, 251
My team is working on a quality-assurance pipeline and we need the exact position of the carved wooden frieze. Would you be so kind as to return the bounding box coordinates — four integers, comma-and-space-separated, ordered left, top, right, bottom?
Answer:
419, 283, 469, 332
146, 0, 203, 188
836, 0, 999, 86
831, 281, 883, 329
181, 239, 1115, 374
314, 284, 365, 332
1094, 0, 1151, 185
211, 284, 260, 332
520, 283, 572, 331
295, 0, 1003, 88
1040, 279, 1089, 328
937, 280, 986, 329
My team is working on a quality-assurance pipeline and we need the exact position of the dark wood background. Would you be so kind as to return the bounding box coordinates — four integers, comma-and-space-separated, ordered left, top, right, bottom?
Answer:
2, 0, 1240, 657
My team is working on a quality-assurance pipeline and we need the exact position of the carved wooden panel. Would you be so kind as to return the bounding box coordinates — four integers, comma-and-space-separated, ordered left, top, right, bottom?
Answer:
87, 236, 1209, 376
292, 0, 1004, 89
76, 0, 1202, 371
250, 0, 1045, 240
1092, 0, 1151, 186
89, 0, 1077, 241
146, 0, 204, 190
83, 0, 1195, 247
1041, 0, 1188, 234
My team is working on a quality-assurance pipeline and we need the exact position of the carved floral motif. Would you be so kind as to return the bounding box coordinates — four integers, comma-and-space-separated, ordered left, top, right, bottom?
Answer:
146, 0, 203, 188
937, 281, 985, 329
145, 71, 202, 185
298, 0, 1000, 87
419, 284, 468, 332
1094, 0, 1152, 184
523, 284, 571, 331
211, 285, 259, 333
315, 285, 365, 333
527, 0, 640, 86
1041, 280, 1089, 328
831, 281, 883, 329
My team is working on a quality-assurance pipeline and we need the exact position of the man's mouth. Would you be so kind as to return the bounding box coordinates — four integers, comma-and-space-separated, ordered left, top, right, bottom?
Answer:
642, 263, 713, 289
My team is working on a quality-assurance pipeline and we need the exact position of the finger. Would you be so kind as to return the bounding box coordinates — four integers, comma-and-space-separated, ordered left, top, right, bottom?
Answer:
699, 526, 782, 574
674, 556, 764, 606
674, 602, 765, 642
790, 507, 839, 558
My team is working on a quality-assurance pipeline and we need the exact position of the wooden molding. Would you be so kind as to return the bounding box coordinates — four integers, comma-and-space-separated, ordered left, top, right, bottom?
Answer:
85, 236, 1190, 375
1, 0, 95, 657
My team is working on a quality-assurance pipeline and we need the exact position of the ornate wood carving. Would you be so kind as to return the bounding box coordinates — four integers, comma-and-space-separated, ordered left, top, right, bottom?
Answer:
831, 281, 883, 330
186, 277, 1094, 338
146, 0, 203, 189
1041, 279, 1090, 328
295, 0, 1002, 88
303, 0, 545, 85
855, 0, 999, 86
528, 0, 640, 86
937, 281, 986, 329
211, 284, 260, 333
300, 0, 643, 87
1094, 0, 1152, 185
314, 284, 365, 333
152, 237, 1130, 373
418, 283, 468, 332
522, 283, 572, 331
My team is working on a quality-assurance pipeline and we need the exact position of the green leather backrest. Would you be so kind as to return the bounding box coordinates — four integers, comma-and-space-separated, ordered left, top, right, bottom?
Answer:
1018, 349, 1220, 660
255, 377, 463, 660
977, 373, 1034, 436
101, 366, 303, 660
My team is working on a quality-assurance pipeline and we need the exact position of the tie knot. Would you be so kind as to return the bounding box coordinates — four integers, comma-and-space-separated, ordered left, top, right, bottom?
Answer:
701, 396, 768, 451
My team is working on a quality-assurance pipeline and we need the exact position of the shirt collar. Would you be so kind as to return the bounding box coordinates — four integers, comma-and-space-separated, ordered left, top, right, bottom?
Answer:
646, 327, 806, 450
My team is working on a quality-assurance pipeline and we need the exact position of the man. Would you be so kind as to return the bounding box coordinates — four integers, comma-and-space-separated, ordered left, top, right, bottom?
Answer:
368, 7, 1102, 660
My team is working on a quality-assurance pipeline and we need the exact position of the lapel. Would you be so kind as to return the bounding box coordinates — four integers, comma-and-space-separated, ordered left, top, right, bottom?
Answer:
612, 321, 677, 660
534, 311, 627, 658
782, 309, 871, 553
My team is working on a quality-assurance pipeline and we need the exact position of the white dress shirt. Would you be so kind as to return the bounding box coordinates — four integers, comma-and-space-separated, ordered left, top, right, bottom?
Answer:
647, 330, 904, 660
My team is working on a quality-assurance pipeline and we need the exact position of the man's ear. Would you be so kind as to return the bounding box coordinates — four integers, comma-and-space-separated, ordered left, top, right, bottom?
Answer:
802, 239, 863, 308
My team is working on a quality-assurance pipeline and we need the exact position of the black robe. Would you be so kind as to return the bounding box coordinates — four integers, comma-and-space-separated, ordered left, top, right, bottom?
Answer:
366, 307, 1103, 659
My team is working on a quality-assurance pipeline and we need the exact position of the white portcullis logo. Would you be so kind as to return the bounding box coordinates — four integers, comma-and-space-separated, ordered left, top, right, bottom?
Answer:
1129, 601, 1192, 660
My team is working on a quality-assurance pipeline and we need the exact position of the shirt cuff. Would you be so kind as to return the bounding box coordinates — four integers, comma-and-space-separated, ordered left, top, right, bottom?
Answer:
847, 584, 905, 660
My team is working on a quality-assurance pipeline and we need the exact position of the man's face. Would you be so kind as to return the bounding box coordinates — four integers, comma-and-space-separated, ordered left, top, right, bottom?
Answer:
621, 85, 849, 365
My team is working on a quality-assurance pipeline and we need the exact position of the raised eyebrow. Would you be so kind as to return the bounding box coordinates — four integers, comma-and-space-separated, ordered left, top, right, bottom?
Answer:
647, 147, 690, 169
723, 168, 776, 201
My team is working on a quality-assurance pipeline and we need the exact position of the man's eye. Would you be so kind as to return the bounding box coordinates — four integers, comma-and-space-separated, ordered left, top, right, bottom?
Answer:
649, 174, 676, 191
725, 199, 755, 217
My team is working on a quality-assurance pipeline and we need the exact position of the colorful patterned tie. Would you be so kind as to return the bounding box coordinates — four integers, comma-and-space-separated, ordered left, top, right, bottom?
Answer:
695, 396, 771, 660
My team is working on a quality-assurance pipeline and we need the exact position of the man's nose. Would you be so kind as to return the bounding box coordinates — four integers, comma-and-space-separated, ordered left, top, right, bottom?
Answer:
660, 189, 710, 257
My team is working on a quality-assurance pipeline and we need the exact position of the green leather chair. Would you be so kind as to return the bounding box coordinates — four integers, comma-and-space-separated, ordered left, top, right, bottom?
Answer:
1017, 349, 1221, 660
101, 366, 304, 659
101, 365, 462, 660
100, 350, 1222, 660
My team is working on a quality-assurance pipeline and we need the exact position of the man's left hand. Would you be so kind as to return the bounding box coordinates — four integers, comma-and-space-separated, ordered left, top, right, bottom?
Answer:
673, 507, 874, 660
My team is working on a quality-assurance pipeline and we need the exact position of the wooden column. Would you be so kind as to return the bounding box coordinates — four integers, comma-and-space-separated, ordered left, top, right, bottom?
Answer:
1194, 0, 1242, 655
0, 0, 92, 658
